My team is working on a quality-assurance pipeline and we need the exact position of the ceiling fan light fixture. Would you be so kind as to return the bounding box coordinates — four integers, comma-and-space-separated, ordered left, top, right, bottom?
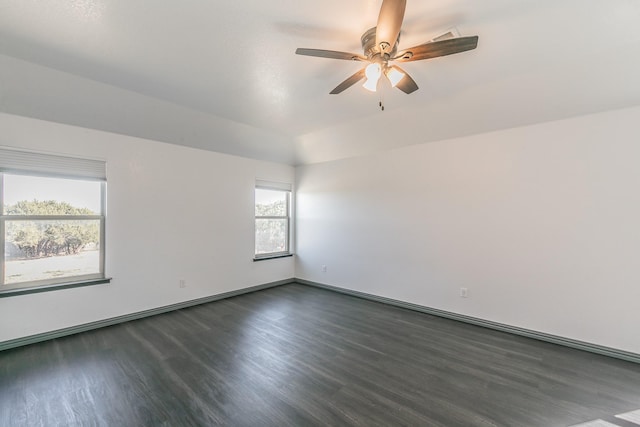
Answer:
363, 63, 382, 92
362, 77, 379, 92
385, 67, 405, 87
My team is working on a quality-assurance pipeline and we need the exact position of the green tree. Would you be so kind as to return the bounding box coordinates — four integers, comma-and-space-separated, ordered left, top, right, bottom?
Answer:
5, 200, 99, 258
255, 200, 287, 254
256, 199, 286, 216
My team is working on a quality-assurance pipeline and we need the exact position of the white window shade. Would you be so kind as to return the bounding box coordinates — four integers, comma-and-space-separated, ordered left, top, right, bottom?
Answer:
0, 147, 106, 181
255, 180, 292, 192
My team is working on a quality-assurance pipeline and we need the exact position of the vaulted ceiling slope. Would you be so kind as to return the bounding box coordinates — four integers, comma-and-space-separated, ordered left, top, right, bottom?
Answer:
1, 0, 640, 165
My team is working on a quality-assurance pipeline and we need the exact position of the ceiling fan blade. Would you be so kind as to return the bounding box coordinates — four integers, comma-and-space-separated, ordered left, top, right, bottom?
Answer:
376, 0, 407, 54
395, 36, 479, 62
296, 48, 366, 61
392, 66, 418, 94
330, 68, 366, 94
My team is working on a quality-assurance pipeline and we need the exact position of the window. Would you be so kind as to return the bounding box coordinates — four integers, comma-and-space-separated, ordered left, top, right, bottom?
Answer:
0, 148, 107, 295
254, 181, 292, 259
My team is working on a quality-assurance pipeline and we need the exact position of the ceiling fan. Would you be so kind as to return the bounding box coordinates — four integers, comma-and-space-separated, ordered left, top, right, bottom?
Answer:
295, 0, 478, 95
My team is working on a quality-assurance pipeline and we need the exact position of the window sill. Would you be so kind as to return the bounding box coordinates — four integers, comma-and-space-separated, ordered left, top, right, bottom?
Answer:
253, 253, 294, 262
0, 277, 112, 298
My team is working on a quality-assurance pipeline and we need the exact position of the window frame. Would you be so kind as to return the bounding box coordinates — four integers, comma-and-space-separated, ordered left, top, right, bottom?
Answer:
0, 148, 109, 297
254, 182, 292, 260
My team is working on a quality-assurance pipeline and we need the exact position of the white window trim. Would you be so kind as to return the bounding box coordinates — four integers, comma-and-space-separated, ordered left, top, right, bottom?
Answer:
0, 148, 108, 296
254, 181, 293, 260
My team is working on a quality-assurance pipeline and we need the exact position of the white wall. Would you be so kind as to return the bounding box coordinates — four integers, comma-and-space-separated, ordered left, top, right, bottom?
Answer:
0, 113, 295, 342
0, 54, 296, 164
296, 106, 640, 355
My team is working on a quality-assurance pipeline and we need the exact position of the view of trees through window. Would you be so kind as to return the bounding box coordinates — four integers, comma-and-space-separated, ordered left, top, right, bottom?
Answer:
2, 174, 103, 286
6, 201, 99, 257
255, 188, 289, 256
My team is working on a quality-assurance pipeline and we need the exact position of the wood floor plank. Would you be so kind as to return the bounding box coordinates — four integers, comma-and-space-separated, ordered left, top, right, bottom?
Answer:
2, 283, 640, 426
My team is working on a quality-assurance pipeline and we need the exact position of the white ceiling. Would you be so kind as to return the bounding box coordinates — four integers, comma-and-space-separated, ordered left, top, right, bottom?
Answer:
1, 0, 640, 165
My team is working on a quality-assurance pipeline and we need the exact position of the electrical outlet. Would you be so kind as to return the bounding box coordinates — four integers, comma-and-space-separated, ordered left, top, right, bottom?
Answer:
460, 287, 468, 298
321, 265, 327, 273
179, 279, 187, 288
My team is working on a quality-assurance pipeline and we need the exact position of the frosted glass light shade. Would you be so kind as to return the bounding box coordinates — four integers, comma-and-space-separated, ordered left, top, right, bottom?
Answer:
363, 78, 379, 92
363, 63, 382, 92
386, 67, 405, 87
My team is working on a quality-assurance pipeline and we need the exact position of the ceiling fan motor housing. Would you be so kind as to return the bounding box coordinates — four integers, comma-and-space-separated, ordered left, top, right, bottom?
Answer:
361, 27, 399, 62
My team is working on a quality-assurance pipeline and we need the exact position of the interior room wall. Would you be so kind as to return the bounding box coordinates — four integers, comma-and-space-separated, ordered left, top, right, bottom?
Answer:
0, 54, 296, 164
0, 113, 295, 343
295, 106, 640, 355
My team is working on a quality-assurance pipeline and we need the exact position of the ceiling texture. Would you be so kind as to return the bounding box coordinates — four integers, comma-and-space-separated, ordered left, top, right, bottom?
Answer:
1, 0, 640, 165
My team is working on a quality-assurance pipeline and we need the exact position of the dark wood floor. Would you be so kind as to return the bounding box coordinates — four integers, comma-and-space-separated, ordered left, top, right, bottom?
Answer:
1, 283, 640, 426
